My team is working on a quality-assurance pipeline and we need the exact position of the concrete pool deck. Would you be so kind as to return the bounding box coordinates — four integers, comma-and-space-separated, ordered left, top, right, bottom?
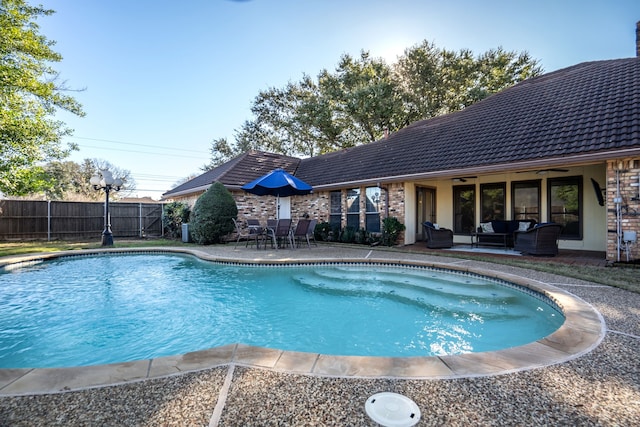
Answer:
1, 244, 639, 425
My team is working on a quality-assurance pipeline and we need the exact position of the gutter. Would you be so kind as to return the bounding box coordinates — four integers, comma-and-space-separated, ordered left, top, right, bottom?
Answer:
163, 184, 246, 199
163, 184, 213, 199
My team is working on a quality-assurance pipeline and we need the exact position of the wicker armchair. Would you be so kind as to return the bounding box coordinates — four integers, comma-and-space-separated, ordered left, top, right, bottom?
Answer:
423, 222, 454, 249
514, 223, 562, 256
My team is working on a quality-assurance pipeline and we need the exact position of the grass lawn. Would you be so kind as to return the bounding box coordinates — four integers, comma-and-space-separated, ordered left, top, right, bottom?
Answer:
1, 239, 638, 294
0, 239, 188, 257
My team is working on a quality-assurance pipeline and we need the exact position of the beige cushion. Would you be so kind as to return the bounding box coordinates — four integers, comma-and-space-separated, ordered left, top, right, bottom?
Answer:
480, 222, 494, 233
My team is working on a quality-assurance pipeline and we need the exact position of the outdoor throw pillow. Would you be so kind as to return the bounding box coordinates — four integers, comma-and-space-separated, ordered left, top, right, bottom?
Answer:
518, 221, 531, 231
480, 222, 494, 233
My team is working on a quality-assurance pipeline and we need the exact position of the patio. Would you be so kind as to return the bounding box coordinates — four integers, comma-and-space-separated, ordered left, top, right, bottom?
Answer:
0, 245, 638, 425
406, 243, 610, 267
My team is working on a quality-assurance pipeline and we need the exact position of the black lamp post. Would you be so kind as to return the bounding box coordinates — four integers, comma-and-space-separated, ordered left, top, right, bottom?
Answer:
90, 169, 123, 246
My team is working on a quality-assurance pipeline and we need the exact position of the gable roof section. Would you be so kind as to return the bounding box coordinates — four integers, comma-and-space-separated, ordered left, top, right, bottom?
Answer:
296, 57, 640, 187
163, 150, 301, 198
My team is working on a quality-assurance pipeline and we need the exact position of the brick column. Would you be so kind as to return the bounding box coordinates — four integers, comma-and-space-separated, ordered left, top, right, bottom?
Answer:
606, 159, 640, 262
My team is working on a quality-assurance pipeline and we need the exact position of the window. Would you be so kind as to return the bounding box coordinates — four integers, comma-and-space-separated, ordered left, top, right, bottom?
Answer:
548, 176, 582, 239
416, 187, 436, 240
453, 185, 475, 234
329, 191, 342, 230
480, 183, 505, 221
512, 180, 541, 223
365, 187, 381, 232
346, 188, 360, 230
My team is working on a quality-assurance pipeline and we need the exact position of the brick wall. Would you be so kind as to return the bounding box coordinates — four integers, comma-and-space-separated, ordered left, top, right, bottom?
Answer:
606, 159, 640, 262
234, 191, 328, 223
386, 182, 405, 219
173, 183, 409, 244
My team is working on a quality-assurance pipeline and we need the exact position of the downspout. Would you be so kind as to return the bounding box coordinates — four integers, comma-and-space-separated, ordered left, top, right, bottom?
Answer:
615, 169, 622, 262
377, 182, 389, 217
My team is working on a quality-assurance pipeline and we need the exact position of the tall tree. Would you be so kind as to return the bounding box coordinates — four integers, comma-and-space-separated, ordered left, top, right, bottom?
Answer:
0, 0, 84, 196
23, 158, 134, 201
42, 160, 90, 201
236, 75, 349, 158
394, 41, 543, 123
201, 137, 236, 171
475, 47, 543, 98
205, 41, 542, 164
319, 51, 405, 143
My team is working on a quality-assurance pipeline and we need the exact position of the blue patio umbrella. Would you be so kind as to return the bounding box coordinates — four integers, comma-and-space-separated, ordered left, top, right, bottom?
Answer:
241, 168, 313, 219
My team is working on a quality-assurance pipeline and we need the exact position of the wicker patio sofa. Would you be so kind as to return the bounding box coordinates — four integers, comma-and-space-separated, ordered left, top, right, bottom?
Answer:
423, 222, 454, 248
475, 219, 537, 248
514, 223, 563, 256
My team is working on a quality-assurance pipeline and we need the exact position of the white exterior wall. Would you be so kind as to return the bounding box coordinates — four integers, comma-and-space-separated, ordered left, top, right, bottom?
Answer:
399, 164, 607, 252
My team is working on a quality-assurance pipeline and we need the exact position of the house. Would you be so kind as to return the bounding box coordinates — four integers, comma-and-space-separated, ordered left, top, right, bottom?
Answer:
164, 44, 640, 262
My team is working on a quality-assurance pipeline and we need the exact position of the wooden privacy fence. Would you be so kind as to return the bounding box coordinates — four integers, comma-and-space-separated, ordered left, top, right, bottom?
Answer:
0, 200, 165, 241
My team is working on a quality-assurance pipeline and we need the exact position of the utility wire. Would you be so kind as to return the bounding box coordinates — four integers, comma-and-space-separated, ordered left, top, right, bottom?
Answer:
75, 144, 205, 160
69, 136, 208, 154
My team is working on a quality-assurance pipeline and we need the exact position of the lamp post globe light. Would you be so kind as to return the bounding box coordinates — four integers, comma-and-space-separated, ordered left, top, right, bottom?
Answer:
90, 169, 124, 246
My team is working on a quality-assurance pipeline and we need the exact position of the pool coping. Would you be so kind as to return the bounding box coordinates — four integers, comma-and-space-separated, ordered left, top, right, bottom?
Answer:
0, 247, 606, 396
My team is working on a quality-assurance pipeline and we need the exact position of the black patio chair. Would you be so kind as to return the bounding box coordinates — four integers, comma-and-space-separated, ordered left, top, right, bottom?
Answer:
423, 222, 454, 249
292, 219, 312, 248
514, 223, 563, 256
306, 218, 318, 247
232, 218, 261, 248
266, 218, 293, 249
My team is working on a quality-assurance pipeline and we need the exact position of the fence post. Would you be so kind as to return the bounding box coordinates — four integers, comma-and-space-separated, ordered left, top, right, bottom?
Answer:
47, 200, 51, 242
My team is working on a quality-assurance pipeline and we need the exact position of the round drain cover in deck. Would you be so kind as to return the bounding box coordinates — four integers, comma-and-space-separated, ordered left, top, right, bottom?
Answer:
365, 392, 421, 427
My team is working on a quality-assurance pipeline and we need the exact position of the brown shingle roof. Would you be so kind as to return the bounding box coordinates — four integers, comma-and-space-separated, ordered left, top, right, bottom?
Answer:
296, 57, 640, 187
163, 150, 300, 197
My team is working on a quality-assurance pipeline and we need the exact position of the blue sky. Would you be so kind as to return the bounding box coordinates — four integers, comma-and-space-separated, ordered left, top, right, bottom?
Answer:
39, 0, 640, 199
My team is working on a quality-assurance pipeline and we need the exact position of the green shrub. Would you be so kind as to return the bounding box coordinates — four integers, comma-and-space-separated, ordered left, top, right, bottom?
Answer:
314, 222, 331, 241
381, 216, 406, 246
368, 232, 382, 246
190, 182, 238, 245
340, 226, 356, 243
162, 201, 190, 238
354, 228, 367, 244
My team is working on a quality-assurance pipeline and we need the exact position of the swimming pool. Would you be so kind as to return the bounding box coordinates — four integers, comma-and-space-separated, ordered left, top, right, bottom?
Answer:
0, 253, 564, 369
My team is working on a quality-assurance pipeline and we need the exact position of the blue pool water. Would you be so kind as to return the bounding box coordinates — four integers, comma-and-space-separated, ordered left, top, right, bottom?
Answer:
0, 254, 564, 368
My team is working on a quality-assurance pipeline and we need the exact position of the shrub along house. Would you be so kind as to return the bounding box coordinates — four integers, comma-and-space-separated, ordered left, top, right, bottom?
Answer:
164, 51, 640, 263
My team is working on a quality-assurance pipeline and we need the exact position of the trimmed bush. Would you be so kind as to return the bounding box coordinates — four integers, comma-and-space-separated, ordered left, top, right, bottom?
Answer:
190, 182, 238, 244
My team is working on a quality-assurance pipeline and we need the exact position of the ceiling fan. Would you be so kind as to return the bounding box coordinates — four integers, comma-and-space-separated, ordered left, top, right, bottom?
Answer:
452, 176, 477, 182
